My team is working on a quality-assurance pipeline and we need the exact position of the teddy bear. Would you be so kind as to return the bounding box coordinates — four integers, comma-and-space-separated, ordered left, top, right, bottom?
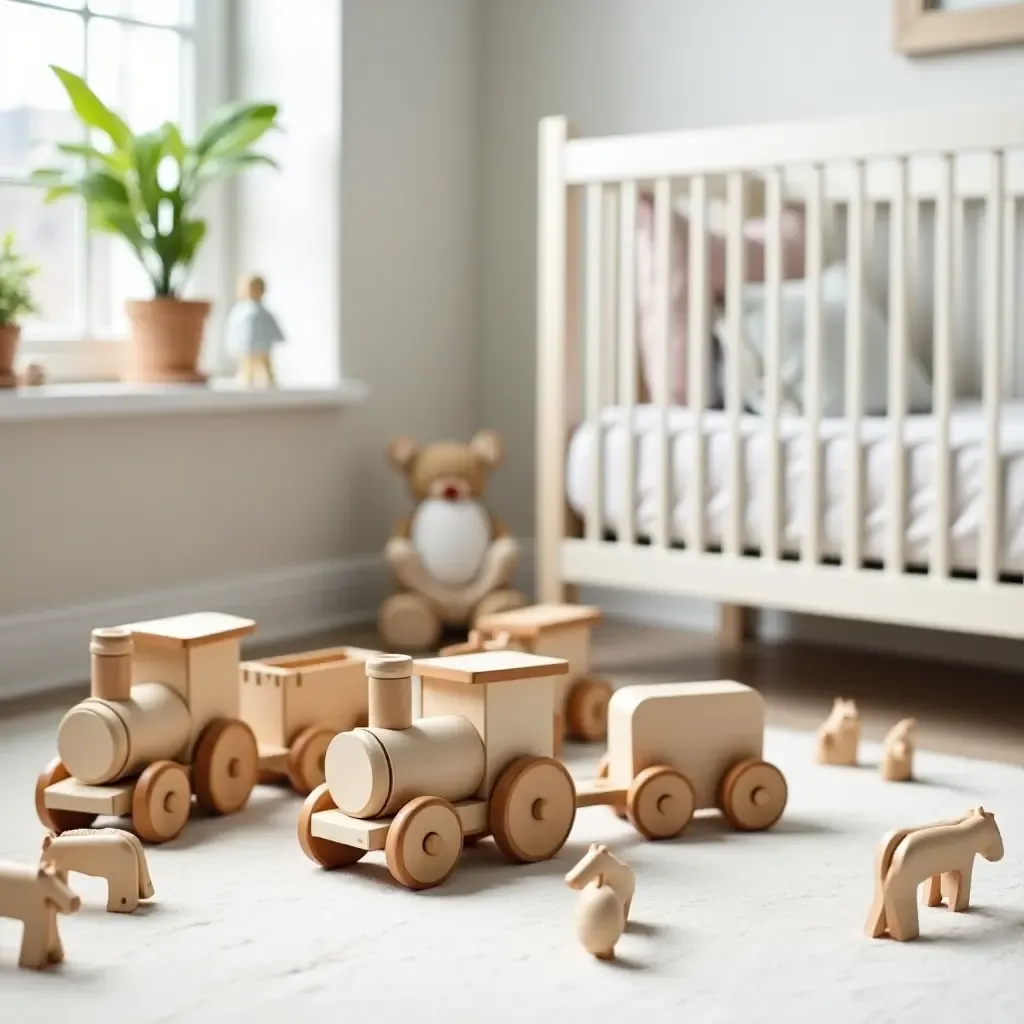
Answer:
377, 429, 528, 650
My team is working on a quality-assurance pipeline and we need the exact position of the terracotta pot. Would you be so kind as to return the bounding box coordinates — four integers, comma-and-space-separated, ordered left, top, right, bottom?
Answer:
0, 323, 20, 388
123, 298, 211, 384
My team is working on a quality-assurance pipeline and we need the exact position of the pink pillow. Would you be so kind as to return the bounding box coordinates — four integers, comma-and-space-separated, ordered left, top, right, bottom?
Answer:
635, 192, 807, 405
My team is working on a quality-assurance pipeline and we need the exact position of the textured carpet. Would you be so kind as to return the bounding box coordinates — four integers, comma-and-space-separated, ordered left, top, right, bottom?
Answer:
1, 698, 1022, 1024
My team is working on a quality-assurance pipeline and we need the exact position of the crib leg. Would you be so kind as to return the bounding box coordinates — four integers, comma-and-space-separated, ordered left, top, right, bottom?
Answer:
719, 605, 753, 650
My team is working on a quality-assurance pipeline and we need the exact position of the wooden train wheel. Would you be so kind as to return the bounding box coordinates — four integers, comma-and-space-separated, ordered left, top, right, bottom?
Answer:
489, 755, 576, 863
626, 766, 695, 840
719, 759, 787, 831
566, 678, 613, 742
133, 761, 191, 844
35, 756, 97, 833
286, 727, 334, 795
385, 796, 464, 890
193, 718, 260, 815
297, 784, 366, 869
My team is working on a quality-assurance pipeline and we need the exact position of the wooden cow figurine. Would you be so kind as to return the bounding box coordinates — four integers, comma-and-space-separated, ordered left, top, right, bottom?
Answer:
880, 718, 916, 782
40, 828, 154, 914
814, 698, 860, 766
0, 860, 81, 969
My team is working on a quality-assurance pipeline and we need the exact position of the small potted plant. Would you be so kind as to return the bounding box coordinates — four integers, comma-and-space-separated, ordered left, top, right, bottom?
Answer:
32, 66, 281, 384
0, 231, 39, 389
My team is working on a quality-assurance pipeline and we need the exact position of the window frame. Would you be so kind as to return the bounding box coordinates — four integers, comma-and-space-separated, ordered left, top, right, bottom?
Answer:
1, 0, 236, 382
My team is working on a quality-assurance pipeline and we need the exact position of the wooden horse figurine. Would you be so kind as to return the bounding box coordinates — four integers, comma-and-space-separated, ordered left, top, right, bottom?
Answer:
880, 718, 916, 782
814, 697, 860, 766
40, 828, 155, 914
565, 844, 635, 960
0, 860, 81, 969
865, 807, 1004, 941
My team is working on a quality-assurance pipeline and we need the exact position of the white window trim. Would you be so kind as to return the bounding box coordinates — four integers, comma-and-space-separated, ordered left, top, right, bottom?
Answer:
12, 0, 237, 384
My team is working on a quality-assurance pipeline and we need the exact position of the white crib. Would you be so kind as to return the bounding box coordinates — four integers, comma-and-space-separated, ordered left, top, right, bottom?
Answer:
535, 108, 1024, 644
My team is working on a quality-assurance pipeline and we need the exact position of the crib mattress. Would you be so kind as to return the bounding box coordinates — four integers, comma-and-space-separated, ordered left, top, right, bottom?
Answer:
565, 402, 1024, 577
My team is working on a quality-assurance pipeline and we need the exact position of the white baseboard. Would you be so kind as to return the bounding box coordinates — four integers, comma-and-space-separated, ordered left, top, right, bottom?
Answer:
0, 556, 391, 702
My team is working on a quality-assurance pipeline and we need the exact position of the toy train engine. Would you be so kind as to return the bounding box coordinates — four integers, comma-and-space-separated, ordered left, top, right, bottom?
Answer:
36, 613, 261, 845
298, 650, 578, 890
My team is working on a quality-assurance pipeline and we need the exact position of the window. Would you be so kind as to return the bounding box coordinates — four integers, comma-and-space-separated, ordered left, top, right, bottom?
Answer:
0, 0, 229, 373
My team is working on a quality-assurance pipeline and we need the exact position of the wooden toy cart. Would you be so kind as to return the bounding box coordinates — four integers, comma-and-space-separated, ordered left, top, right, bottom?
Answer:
298, 649, 578, 890
35, 613, 261, 845
575, 681, 788, 839
240, 646, 381, 794
444, 603, 612, 747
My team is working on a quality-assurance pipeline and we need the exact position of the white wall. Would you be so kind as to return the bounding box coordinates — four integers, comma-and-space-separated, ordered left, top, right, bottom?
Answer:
479, 0, 1024, 534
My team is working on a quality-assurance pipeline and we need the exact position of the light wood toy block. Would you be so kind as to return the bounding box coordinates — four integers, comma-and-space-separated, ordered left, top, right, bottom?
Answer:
814, 697, 860, 766
40, 828, 154, 914
37, 615, 262, 846
300, 650, 579, 890
240, 645, 380, 794
881, 718, 917, 782
463, 603, 613, 743
865, 807, 1004, 941
0, 860, 81, 969
575, 681, 788, 839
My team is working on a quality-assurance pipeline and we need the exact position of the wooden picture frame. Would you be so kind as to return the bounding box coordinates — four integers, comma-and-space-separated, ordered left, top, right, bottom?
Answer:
894, 0, 1024, 55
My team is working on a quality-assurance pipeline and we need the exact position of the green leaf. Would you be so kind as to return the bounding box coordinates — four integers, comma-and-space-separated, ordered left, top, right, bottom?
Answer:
179, 218, 207, 269
49, 65, 132, 150
162, 122, 186, 164
77, 169, 132, 208
131, 128, 167, 228
195, 101, 279, 159
198, 151, 279, 183
56, 141, 126, 173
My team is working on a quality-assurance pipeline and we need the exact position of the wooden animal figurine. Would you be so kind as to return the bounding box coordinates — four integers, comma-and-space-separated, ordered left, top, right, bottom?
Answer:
40, 828, 154, 914
880, 717, 916, 782
577, 681, 788, 839
225, 274, 285, 387
865, 807, 1004, 942
814, 697, 860, 766
565, 843, 635, 920
0, 860, 81, 969
571, 880, 625, 961
377, 432, 527, 650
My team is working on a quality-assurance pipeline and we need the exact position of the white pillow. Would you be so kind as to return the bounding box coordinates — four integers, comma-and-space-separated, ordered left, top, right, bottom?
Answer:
715, 263, 932, 418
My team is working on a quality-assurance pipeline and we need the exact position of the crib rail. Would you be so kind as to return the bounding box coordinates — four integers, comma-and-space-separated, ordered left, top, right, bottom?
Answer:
537, 108, 1024, 639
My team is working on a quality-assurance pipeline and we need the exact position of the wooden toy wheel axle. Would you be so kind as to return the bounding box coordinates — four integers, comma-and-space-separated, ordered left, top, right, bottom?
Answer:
385, 795, 464, 890
626, 766, 695, 840
192, 718, 260, 816
489, 755, 576, 863
719, 758, 787, 831
133, 760, 191, 843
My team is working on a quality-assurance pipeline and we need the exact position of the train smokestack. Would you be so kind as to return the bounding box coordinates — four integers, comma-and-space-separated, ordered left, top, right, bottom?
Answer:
366, 654, 413, 730
89, 627, 133, 701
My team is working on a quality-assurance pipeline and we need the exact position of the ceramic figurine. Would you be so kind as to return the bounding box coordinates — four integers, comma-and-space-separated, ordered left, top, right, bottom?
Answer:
225, 274, 285, 387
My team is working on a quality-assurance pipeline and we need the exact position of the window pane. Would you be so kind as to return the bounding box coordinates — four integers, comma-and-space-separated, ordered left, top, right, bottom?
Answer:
0, 4, 85, 175
87, 0, 193, 28
0, 184, 81, 332
89, 228, 153, 333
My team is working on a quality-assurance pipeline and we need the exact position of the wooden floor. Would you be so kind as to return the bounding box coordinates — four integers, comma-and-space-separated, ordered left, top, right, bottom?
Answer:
4, 618, 1022, 765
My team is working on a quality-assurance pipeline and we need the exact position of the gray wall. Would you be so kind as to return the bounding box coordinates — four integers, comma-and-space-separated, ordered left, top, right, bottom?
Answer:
479, 0, 1024, 534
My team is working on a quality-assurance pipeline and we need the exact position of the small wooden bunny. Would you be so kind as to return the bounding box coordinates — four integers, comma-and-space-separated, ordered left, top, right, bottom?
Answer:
880, 718, 916, 782
814, 697, 860, 766
225, 274, 285, 388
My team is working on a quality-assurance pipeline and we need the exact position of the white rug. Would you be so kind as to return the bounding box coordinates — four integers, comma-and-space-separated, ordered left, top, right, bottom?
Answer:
1, 699, 1022, 1024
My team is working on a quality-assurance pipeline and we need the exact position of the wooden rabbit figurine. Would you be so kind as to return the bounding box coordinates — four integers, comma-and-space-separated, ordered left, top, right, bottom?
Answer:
815, 697, 860, 766
881, 718, 916, 782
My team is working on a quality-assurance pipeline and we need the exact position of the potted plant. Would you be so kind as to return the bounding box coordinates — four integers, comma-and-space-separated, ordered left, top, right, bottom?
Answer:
0, 231, 39, 389
32, 66, 281, 384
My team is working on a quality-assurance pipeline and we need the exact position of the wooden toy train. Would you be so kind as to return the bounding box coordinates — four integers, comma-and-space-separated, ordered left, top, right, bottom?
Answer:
35, 613, 382, 844
299, 651, 788, 890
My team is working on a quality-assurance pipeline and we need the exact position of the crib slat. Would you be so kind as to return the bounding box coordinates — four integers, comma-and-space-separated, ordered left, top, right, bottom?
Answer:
931, 156, 953, 580
844, 163, 865, 572
981, 152, 1004, 585
618, 181, 638, 547
602, 188, 619, 408
725, 171, 746, 558
803, 166, 824, 567
653, 177, 673, 549
688, 175, 709, 554
584, 183, 604, 543
763, 168, 784, 563
1004, 195, 1018, 401
886, 159, 908, 576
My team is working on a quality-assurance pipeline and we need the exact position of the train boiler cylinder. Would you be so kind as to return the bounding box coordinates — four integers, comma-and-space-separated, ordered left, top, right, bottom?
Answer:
55, 628, 191, 786
324, 654, 485, 819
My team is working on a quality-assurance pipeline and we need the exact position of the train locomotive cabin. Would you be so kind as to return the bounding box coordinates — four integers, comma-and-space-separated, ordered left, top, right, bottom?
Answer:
298, 649, 577, 890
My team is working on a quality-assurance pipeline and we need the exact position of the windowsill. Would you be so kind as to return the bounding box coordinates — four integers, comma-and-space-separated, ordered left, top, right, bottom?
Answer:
0, 378, 369, 422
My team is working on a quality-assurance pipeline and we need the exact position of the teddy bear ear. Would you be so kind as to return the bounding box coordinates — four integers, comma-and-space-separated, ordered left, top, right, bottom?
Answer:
387, 436, 419, 472
470, 430, 504, 467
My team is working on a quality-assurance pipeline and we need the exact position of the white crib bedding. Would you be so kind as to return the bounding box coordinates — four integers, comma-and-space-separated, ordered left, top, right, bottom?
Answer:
565, 402, 1024, 578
